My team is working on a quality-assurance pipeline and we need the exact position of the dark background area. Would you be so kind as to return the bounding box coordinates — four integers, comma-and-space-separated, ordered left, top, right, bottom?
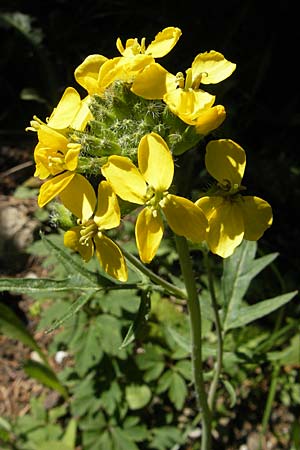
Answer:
0, 0, 299, 291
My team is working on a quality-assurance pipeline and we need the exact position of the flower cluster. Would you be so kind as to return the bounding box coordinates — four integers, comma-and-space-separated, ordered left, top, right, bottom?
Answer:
27, 27, 272, 281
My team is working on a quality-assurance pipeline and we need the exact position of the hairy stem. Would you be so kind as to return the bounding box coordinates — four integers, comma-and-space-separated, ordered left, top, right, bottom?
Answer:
204, 251, 224, 413
175, 235, 212, 450
122, 248, 187, 299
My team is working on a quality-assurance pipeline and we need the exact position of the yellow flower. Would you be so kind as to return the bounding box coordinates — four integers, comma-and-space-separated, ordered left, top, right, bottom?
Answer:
116, 27, 182, 58
46, 87, 92, 131
195, 139, 273, 258
74, 54, 109, 95
37, 171, 93, 210
102, 132, 207, 263
28, 87, 92, 132
26, 87, 94, 208
131, 50, 236, 132
33, 125, 80, 180
74, 27, 181, 95
62, 179, 128, 282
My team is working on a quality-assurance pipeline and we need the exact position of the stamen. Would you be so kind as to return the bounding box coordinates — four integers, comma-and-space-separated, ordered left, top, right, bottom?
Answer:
175, 72, 185, 89
152, 208, 158, 218
191, 71, 208, 90
140, 37, 146, 53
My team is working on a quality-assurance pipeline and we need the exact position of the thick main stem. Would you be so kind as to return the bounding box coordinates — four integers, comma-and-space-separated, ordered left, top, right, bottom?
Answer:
175, 235, 212, 450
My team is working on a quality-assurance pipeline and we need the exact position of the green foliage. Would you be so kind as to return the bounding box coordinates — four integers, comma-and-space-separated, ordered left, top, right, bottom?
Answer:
0, 234, 298, 449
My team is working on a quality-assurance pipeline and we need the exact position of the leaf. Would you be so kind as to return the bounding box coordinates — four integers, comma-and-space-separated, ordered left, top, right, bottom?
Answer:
0, 303, 48, 365
111, 427, 139, 450
120, 290, 151, 348
165, 326, 190, 352
74, 323, 104, 377
20, 87, 47, 103
101, 381, 122, 415
70, 374, 100, 417
174, 359, 192, 381
39, 442, 72, 450
268, 333, 300, 365
0, 416, 11, 432
227, 291, 298, 330
125, 385, 152, 410
149, 426, 184, 450
83, 430, 113, 450
168, 372, 187, 410
0, 12, 43, 45
156, 370, 173, 394
222, 379, 237, 407
94, 314, 123, 354
62, 418, 77, 449
222, 241, 279, 331
45, 293, 94, 334
0, 277, 94, 293
23, 360, 68, 399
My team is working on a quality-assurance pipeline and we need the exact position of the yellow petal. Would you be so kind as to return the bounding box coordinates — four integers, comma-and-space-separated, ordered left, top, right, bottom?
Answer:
59, 173, 97, 222
116, 37, 141, 56
99, 55, 153, 89
94, 181, 120, 230
38, 171, 75, 207
131, 63, 177, 99
47, 87, 81, 129
70, 95, 93, 131
34, 143, 52, 179
191, 50, 236, 85
64, 226, 94, 262
164, 89, 215, 122
162, 194, 207, 242
116, 37, 128, 55
205, 139, 246, 187
64, 144, 81, 171
138, 133, 174, 191
101, 155, 147, 204
37, 124, 68, 150
196, 196, 244, 258
98, 57, 123, 90
188, 105, 226, 135
74, 54, 108, 94
135, 207, 164, 263
240, 196, 273, 241
94, 234, 128, 282
146, 27, 182, 57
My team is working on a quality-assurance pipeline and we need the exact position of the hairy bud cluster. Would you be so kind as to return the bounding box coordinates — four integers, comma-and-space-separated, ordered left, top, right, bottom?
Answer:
73, 81, 202, 176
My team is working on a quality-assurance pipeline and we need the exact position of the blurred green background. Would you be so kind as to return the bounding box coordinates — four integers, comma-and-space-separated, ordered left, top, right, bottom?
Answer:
0, 0, 299, 290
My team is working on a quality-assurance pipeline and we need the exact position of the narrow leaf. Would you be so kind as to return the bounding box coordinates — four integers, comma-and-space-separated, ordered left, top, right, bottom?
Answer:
222, 379, 237, 407
0, 277, 94, 293
226, 290, 298, 330
222, 241, 278, 329
0, 303, 48, 365
120, 290, 151, 348
62, 418, 77, 448
23, 360, 68, 399
45, 292, 94, 333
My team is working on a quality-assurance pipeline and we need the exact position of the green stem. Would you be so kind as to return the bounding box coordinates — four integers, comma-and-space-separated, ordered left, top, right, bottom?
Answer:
175, 235, 212, 450
204, 251, 224, 414
259, 363, 281, 450
122, 248, 187, 299
259, 260, 286, 450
